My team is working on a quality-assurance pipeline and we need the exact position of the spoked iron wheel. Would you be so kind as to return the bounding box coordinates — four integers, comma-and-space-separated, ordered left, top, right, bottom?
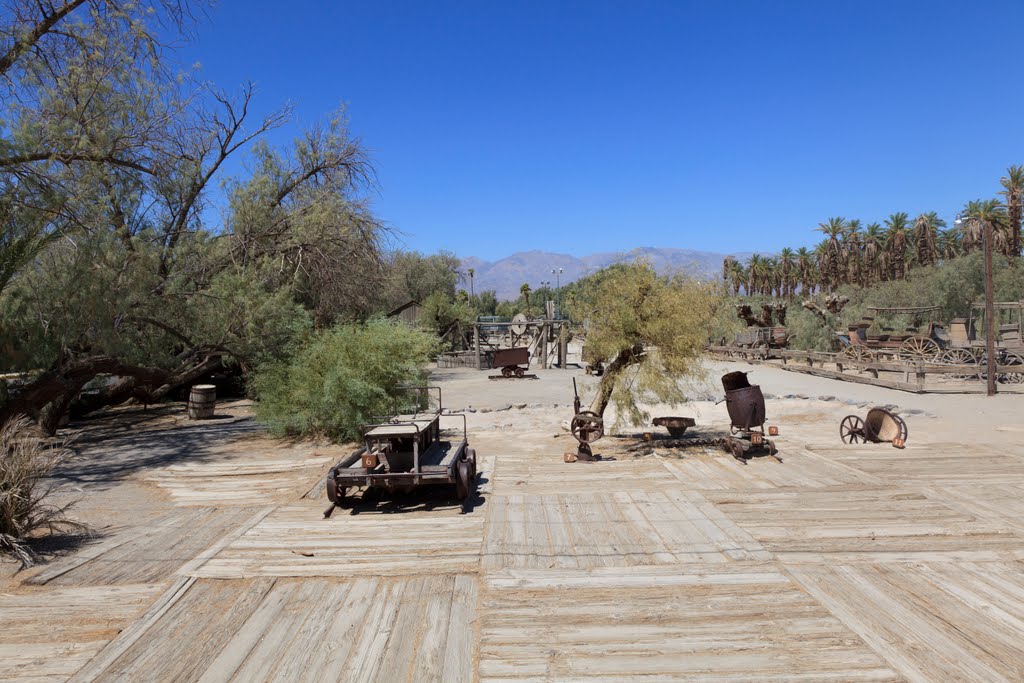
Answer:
940, 348, 980, 379
840, 415, 866, 444
1001, 351, 1024, 384
842, 345, 873, 363
571, 411, 605, 444
897, 336, 940, 363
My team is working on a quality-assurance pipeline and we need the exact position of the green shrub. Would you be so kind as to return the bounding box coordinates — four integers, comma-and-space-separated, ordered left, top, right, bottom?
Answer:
251, 319, 439, 441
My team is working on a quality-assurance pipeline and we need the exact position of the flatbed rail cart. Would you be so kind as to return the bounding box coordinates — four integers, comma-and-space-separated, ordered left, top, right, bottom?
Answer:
324, 386, 476, 517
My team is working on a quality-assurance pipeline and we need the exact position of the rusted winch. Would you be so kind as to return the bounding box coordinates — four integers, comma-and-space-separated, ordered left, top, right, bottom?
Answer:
565, 378, 603, 462
720, 371, 779, 463
840, 407, 908, 448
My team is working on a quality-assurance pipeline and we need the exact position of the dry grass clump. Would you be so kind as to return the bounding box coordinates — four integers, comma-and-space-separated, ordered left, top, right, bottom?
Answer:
0, 417, 86, 568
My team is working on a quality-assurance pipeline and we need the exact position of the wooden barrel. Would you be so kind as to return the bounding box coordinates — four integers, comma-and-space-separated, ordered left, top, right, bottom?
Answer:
188, 384, 216, 419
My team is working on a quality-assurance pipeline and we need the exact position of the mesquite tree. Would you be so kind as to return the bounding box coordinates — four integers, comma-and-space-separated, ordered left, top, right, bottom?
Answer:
0, 1, 388, 432
569, 262, 715, 427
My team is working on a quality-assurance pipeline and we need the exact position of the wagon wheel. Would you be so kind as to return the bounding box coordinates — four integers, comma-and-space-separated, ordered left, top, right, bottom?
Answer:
840, 415, 866, 444
514, 366, 525, 378
456, 458, 474, 500
940, 348, 978, 365
1001, 351, 1024, 384
501, 366, 512, 378
842, 345, 873, 362
897, 336, 940, 363
571, 411, 604, 444
940, 348, 980, 379
726, 438, 747, 464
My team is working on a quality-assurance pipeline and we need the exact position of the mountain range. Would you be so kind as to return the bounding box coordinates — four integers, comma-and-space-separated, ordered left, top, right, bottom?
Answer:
461, 247, 752, 300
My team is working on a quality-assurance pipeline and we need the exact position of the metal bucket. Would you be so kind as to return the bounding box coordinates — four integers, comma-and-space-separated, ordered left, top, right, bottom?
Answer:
721, 372, 766, 431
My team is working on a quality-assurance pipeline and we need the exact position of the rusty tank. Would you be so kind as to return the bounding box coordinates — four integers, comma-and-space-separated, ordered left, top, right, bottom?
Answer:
721, 371, 766, 432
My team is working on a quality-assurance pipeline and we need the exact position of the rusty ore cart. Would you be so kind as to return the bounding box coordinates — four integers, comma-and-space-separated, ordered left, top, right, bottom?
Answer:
721, 371, 778, 462
490, 347, 530, 377
840, 305, 946, 363
324, 386, 476, 516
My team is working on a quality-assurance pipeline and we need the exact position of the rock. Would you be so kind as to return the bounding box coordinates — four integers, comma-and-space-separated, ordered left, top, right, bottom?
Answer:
495, 404, 512, 412
818, 395, 835, 401
762, 393, 775, 400
514, 403, 527, 409
794, 394, 808, 400
479, 408, 492, 414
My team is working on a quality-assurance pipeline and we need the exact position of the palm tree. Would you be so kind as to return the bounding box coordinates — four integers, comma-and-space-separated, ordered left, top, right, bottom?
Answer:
863, 222, 884, 284
938, 227, 962, 261
813, 241, 831, 293
795, 247, 814, 295
884, 212, 910, 280
746, 254, 768, 296
1000, 165, 1023, 258
912, 212, 941, 267
844, 219, 863, 287
519, 283, 531, 313
815, 217, 846, 292
468, 267, 475, 298
778, 248, 795, 299
962, 199, 1009, 254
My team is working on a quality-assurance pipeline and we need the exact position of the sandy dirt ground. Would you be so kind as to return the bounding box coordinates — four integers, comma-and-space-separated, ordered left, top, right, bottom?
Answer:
2, 358, 1024, 681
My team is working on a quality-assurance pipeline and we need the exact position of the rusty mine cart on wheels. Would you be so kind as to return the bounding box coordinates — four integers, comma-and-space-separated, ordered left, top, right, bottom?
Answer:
323, 386, 477, 517
840, 305, 947, 363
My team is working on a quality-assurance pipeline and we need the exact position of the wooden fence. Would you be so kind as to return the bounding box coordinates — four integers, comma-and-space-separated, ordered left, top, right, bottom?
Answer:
707, 346, 1023, 394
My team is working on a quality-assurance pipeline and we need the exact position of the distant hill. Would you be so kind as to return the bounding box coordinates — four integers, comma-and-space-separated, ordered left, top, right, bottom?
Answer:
461, 247, 752, 300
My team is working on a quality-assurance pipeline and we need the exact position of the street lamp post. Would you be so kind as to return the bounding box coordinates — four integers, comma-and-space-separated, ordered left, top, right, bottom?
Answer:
551, 267, 563, 318
955, 213, 997, 396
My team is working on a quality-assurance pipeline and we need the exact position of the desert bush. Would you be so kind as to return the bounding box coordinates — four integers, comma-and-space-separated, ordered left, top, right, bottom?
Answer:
0, 418, 85, 568
252, 319, 439, 441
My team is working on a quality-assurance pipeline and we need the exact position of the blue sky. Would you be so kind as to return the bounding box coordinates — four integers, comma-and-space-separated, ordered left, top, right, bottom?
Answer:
186, 1, 1024, 260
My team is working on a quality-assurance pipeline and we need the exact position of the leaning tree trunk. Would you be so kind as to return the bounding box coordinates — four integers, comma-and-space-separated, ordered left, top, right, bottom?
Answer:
588, 345, 642, 418
0, 351, 224, 434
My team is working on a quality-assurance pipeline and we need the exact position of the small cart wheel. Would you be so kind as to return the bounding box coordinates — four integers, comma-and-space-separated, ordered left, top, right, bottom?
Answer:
840, 415, 865, 444
897, 336, 940, 363
456, 459, 474, 500
501, 366, 512, 378
514, 367, 525, 378
842, 345, 871, 362
728, 439, 746, 463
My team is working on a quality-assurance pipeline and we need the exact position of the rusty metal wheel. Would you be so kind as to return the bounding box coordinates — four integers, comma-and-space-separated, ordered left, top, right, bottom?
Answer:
456, 458, 474, 500
501, 366, 512, 378
840, 415, 865, 444
897, 336, 940, 363
514, 366, 525, 378
571, 411, 604, 444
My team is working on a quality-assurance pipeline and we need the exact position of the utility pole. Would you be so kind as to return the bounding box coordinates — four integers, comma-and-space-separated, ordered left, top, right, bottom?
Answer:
983, 218, 997, 396
551, 267, 563, 318
957, 213, 997, 396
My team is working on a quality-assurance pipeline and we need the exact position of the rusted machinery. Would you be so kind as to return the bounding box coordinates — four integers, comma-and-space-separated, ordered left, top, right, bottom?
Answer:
840, 407, 908, 448
490, 347, 530, 378
721, 371, 779, 462
565, 378, 604, 462
652, 416, 695, 437
323, 386, 476, 516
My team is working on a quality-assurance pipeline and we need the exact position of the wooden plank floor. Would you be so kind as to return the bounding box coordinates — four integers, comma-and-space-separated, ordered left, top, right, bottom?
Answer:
10, 397, 1024, 681
479, 565, 900, 682
0, 584, 164, 682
